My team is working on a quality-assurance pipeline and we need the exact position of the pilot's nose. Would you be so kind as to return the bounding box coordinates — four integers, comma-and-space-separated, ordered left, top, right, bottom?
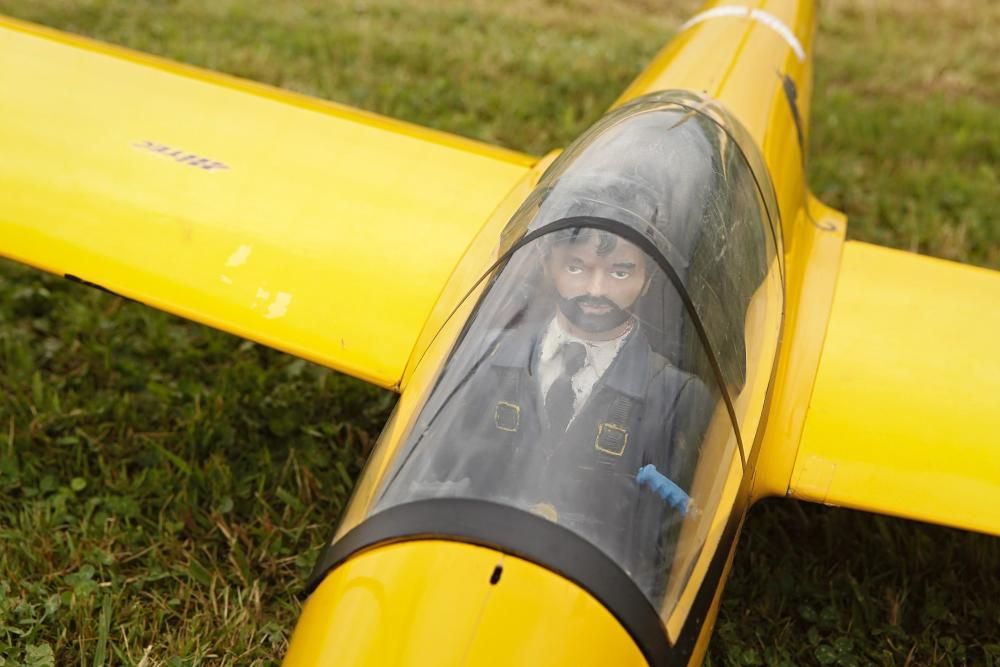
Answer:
587, 270, 608, 297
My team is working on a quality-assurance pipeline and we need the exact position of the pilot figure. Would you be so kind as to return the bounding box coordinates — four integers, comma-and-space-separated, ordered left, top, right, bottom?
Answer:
383, 110, 730, 591
475, 227, 711, 579
391, 223, 714, 590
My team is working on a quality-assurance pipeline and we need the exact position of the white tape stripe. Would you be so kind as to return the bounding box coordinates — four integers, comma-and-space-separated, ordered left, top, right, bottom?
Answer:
749, 8, 807, 62
678, 5, 806, 62
678, 4, 753, 30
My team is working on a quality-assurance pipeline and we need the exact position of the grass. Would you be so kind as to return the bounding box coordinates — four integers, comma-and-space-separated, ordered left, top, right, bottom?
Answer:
0, 0, 997, 665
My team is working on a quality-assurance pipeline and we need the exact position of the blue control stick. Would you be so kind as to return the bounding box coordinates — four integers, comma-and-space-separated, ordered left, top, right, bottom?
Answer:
636, 464, 690, 516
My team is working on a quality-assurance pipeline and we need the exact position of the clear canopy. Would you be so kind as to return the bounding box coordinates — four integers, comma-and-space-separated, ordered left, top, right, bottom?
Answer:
343, 92, 783, 623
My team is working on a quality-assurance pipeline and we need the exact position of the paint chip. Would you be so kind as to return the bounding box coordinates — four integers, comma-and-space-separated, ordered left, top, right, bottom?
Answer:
226, 245, 253, 267
265, 292, 293, 320
251, 287, 269, 310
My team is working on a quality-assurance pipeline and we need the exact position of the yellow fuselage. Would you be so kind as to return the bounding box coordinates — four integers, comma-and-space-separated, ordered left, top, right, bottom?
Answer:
286, 1, 841, 665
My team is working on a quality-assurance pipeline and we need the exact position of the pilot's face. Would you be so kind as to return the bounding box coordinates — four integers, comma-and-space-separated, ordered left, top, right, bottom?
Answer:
546, 231, 648, 340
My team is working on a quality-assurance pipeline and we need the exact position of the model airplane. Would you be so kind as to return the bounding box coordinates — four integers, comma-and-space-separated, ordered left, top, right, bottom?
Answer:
2, 0, 998, 665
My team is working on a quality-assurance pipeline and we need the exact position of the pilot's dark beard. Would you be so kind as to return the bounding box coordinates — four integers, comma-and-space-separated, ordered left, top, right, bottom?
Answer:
556, 294, 633, 333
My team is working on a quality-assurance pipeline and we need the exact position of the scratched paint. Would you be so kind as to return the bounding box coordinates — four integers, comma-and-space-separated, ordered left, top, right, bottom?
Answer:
249, 287, 291, 319
226, 245, 253, 267
265, 292, 293, 319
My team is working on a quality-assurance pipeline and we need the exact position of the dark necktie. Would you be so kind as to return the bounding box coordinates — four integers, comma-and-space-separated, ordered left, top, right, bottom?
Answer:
545, 341, 587, 433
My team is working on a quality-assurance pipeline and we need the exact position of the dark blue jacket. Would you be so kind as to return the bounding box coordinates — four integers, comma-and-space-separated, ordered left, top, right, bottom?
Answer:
408, 320, 714, 590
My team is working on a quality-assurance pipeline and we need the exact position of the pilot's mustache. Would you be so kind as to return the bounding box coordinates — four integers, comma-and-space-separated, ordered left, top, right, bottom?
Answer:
557, 294, 633, 333
572, 295, 618, 309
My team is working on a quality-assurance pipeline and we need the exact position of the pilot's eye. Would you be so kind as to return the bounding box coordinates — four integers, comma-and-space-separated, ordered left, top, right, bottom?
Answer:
610, 270, 631, 280
565, 264, 584, 275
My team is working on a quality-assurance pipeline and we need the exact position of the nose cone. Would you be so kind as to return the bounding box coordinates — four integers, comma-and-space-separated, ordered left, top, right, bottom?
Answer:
283, 540, 646, 666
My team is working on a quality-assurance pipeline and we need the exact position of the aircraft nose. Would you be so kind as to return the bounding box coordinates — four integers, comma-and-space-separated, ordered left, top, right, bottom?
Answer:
283, 540, 646, 666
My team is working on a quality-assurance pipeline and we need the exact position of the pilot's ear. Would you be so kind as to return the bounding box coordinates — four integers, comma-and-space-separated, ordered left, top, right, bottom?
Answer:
538, 244, 553, 278
641, 273, 654, 296
541, 255, 552, 281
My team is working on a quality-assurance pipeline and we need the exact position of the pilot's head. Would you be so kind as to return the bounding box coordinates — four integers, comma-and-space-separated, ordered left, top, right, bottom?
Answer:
543, 228, 649, 341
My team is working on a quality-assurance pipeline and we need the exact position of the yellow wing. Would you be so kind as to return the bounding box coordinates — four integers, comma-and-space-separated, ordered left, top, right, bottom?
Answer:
0, 16, 535, 389
792, 241, 1000, 535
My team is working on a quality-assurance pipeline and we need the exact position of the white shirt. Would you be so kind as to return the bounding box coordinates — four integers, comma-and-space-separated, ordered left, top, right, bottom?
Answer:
537, 316, 631, 419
